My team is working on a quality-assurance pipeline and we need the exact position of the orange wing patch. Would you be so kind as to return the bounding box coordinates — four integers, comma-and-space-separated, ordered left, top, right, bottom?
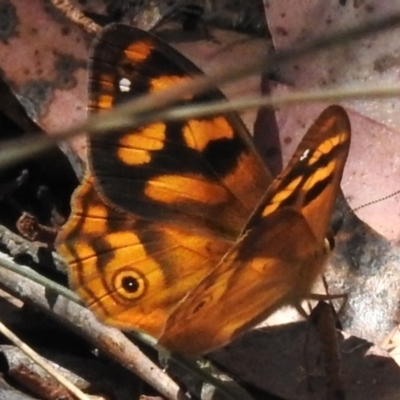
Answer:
183, 117, 234, 151
117, 123, 166, 165
150, 75, 190, 92
124, 40, 153, 62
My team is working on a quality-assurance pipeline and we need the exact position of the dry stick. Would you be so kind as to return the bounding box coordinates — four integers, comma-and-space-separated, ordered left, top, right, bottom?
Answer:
0, 320, 92, 400
0, 252, 78, 303
0, 224, 68, 275
50, 0, 100, 34
1, 13, 400, 170
0, 259, 189, 400
3, 84, 400, 173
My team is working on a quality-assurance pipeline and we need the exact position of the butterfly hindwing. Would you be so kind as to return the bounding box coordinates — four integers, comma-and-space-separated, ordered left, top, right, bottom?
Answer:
159, 106, 351, 356
58, 175, 232, 337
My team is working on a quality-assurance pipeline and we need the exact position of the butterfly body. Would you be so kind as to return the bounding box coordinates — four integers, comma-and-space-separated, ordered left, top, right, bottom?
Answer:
56, 24, 350, 357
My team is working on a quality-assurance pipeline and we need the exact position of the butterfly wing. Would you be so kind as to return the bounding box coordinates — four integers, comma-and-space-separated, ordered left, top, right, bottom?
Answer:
257, 105, 351, 240
89, 24, 272, 238
160, 105, 351, 356
56, 24, 272, 337
57, 175, 231, 337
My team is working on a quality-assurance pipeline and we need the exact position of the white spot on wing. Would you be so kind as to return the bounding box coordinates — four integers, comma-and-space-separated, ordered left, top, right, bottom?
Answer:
119, 78, 131, 92
300, 149, 310, 161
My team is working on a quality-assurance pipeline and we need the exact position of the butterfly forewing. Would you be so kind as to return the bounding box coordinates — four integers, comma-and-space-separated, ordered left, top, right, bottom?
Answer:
160, 106, 351, 356
89, 24, 272, 239
256, 105, 351, 240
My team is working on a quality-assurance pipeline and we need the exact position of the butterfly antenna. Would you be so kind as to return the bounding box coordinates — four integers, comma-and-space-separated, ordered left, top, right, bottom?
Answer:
353, 189, 400, 212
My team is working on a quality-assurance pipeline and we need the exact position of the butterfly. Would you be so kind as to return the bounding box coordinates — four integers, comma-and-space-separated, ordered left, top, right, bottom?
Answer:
56, 23, 351, 358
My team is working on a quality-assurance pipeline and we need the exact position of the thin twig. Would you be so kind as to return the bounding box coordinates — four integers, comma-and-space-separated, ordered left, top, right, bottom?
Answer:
0, 320, 92, 400
0, 224, 68, 274
50, 0, 100, 34
1, 14, 400, 170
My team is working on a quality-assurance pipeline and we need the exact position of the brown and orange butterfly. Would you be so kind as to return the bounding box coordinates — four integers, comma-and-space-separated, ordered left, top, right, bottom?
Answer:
56, 24, 351, 357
